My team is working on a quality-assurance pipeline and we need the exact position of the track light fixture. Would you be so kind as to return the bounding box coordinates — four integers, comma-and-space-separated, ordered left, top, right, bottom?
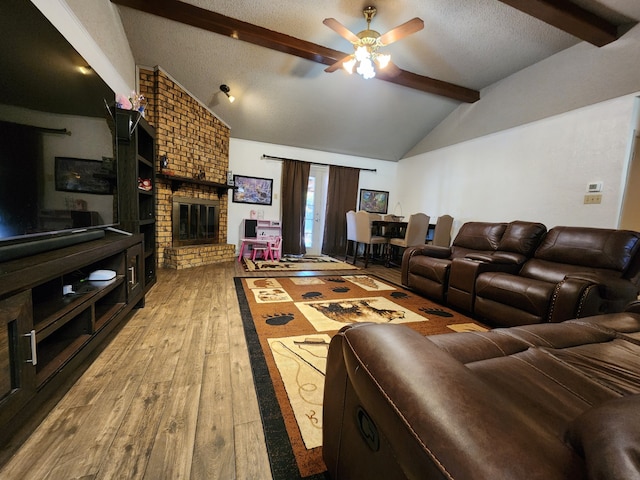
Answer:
219, 84, 235, 103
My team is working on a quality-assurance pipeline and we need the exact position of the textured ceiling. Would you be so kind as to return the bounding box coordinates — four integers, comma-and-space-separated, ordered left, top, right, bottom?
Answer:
113, 0, 640, 161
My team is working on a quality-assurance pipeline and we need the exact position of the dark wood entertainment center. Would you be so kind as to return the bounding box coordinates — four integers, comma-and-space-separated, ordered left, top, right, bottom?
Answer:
0, 112, 158, 451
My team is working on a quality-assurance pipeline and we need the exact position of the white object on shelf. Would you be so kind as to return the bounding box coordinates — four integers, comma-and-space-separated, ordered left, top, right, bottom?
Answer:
88, 269, 117, 281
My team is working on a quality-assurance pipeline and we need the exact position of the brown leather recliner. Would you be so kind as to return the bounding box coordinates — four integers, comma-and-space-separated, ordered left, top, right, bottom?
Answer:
401, 221, 546, 304
323, 307, 640, 480
401, 221, 508, 302
446, 220, 547, 312
474, 226, 640, 327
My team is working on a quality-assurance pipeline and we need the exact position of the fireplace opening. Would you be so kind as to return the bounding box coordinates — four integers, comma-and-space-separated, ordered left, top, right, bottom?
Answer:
172, 196, 220, 246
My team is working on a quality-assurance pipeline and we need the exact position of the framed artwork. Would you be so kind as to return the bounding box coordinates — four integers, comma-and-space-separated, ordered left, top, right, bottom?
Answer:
359, 189, 389, 214
232, 174, 274, 205
55, 157, 113, 194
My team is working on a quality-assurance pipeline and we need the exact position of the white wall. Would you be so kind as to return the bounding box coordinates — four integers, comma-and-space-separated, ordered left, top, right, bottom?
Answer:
408, 23, 640, 156
32, 0, 135, 96
228, 138, 398, 250
397, 94, 638, 236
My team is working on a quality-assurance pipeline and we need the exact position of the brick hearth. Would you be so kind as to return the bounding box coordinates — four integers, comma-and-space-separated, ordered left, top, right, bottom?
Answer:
139, 66, 235, 269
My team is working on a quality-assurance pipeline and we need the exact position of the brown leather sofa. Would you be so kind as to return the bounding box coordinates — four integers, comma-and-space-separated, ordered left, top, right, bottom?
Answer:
401, 220, 546, 304
402, 222, 640, 327
474, 226, 640, 327
323, 305, 640, 480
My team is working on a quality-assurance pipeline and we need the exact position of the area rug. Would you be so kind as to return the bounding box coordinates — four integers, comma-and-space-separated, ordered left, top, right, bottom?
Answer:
234, 274, 488, 479
243, 254, 358, 272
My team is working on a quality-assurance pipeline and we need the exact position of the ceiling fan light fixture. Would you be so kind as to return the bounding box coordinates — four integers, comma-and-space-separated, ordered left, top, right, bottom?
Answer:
357, 57, 376, 79
348, 44, 386, 79
376, 54, 391, 69
354, 45, 371, 62
324, 6, 424, 81
343, 57, 356, 74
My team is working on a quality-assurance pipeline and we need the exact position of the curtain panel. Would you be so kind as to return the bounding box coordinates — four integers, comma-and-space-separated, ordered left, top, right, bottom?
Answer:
281, 159, 310, 255
322, 166, 360, 256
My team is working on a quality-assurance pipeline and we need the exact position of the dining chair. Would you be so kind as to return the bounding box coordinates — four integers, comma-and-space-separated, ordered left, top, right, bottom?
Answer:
431, 214, 454, 247
354, 210, 388, 267
345, 210, 357, 262
388, 213, 430, 263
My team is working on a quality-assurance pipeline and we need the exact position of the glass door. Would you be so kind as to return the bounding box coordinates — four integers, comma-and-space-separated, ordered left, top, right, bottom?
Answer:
304, 165, 328, 255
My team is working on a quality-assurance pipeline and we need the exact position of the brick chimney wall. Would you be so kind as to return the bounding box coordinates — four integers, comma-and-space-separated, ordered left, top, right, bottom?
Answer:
138, 67, 235, 269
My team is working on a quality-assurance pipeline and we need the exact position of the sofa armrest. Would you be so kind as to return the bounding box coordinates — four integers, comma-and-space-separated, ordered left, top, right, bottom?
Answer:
401, 245, 452, 285
548, 277, 594, 322
565, 273, 638, 301
325, 323, 584, 479
405, 244, 452, 258
566, 395, 640, 480
550, 274, 639, 322
625, 300, 640, 314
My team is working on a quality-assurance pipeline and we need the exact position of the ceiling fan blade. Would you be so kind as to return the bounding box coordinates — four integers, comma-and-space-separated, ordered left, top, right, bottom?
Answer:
324, 55, 352, 73
378, 17, 424, 46
323, 18, 360, 44
110, 0, 480, 103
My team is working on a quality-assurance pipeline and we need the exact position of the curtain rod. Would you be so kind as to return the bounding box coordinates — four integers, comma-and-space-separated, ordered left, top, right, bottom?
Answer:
261, 154, 376, 173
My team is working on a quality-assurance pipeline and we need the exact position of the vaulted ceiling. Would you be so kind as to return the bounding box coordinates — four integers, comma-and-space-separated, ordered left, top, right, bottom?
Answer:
110, 0, 640, 161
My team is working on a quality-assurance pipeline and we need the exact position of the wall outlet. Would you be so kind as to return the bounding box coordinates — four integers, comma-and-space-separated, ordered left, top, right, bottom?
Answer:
584, 194, 602, 204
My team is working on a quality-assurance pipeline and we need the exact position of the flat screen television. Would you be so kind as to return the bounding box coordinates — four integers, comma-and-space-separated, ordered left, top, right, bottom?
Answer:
0, 0, 119, 258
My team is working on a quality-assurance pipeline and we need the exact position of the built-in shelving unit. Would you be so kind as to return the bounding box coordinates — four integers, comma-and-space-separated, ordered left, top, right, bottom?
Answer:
117, 109, 157, 293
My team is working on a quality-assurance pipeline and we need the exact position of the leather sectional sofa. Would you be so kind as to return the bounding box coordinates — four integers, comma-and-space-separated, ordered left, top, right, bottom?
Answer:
323, 305, 640, 479
401, 221, 640, 327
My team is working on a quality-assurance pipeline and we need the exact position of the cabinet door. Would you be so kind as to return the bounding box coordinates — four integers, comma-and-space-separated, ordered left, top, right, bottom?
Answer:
0, 291, 36, 426
127, 244, 143, 304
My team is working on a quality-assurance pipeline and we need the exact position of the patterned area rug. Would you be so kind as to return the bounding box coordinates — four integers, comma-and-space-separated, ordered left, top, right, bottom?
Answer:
243, 255, 358, 272
235, 274, 488, 479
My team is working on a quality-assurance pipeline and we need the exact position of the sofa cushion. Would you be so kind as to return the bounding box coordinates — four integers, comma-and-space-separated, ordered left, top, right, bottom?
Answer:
408, 255, 451, 283
535, 227, 640, 271
497, 221, 547, 256
565, 395, 640, 480
519, 258, 625, 284
475, 271, 555, 317
452, 222, 507, 251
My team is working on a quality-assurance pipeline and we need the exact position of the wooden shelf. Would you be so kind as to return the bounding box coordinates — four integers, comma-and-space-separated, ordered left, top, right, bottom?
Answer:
158, 172, 232, 195
34, 276, 124, 339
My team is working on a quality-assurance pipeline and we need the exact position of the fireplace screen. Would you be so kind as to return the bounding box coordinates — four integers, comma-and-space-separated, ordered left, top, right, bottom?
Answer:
173, 196, 220, 246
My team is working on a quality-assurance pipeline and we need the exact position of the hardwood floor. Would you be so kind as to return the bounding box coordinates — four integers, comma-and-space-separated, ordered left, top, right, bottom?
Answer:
0, 258, 401, 480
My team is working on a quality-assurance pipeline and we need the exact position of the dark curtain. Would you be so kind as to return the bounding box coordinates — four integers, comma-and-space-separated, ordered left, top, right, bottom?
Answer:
321, 166, 360, 255
281, 159, 311, 255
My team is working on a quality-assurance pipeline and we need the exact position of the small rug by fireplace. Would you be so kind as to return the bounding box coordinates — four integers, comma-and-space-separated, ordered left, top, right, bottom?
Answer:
234, 274, 488, 479
243, 255, 358, 272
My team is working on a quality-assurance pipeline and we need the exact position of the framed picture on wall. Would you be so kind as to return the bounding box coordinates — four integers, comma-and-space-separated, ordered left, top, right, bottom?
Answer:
55, 157, 113, 194
232, 174, 274, 205
359, 189, 389, 214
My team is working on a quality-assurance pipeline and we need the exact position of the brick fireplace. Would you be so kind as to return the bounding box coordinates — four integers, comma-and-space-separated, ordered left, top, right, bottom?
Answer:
138, 67, 236, 269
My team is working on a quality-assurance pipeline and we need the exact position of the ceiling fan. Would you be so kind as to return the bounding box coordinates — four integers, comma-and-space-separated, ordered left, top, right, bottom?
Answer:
323, 6, 424, 79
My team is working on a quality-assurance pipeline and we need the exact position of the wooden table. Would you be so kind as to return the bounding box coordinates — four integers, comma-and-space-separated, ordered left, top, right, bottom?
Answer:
371, 220, 408, 239
237, 237, 269, 261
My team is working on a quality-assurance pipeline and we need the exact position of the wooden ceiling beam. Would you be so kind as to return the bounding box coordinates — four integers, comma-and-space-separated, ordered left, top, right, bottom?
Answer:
110, 0, 479, 103
497, 0, 619, 47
